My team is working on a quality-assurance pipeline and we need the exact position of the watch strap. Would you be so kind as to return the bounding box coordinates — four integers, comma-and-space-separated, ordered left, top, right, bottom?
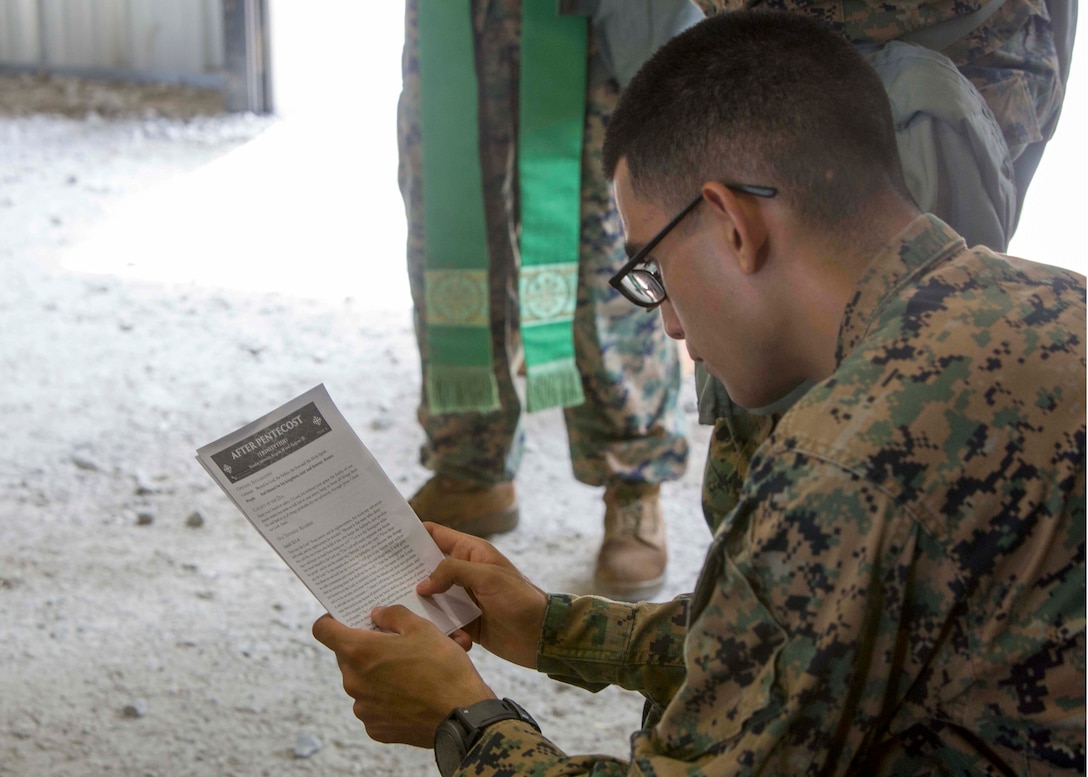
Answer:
435, 698, 540, 777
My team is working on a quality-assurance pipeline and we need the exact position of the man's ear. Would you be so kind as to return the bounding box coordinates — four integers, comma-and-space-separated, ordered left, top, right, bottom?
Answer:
700, 182, 769, 275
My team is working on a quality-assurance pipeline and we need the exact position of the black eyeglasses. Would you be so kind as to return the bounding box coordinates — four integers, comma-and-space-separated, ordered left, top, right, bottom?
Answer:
609, 182, 777, 309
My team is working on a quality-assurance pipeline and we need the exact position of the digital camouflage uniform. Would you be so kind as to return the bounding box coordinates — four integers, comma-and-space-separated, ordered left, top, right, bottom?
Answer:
453, 216, 1087, 775
690, 0, 1072, 531
399, 0, 688, 489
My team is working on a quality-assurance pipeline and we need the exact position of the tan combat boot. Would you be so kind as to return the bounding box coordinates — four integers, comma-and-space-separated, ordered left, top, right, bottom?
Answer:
408, 475, 519, 537
594, 482, 666, 600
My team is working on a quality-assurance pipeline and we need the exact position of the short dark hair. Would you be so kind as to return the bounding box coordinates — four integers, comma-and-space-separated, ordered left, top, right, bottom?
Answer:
602, 11, 912, 227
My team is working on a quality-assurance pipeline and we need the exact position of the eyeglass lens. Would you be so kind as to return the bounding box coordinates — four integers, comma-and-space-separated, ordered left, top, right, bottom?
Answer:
623, 269, 665, 305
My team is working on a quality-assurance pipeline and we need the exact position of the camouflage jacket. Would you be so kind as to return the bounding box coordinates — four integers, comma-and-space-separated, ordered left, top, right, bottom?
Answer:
454, 215, 1086, 776
689, 0, 1067, 235
693, 0, 1043, 60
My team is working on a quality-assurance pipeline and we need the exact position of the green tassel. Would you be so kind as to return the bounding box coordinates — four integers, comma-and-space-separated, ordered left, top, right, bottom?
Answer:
526, 359, 585, 412
427, 367, 501, 415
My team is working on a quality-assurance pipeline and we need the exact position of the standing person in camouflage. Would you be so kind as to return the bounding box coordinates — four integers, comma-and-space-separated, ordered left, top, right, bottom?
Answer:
315, 12, 1085, 775
399, 0, 694, 597
689, 0, 1076, 531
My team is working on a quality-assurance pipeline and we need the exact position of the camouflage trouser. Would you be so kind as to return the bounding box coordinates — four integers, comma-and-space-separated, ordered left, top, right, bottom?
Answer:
691, 0, 1068, 531
399, 0, 689, 489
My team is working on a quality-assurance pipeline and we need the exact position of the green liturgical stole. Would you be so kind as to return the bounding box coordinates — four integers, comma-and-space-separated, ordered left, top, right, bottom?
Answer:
418, 0, 587, 414
418, 0, 497, 414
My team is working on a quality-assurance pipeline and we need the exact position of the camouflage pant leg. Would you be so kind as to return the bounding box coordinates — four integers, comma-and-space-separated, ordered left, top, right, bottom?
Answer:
563, 76, 689, 488
400, 0, 525, 486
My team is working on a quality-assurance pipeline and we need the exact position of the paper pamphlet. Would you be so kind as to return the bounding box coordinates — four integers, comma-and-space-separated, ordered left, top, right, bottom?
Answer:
195, 384, 481, 634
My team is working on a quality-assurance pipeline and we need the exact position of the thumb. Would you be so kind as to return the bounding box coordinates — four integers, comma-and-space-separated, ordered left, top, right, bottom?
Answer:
418, 557, 488, 597
370, 604, 427, 635
312, 612, 351, 649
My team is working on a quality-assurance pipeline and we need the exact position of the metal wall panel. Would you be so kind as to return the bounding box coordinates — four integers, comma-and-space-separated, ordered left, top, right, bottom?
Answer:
0, 0, 41, 63
126, 0, 224, 72
0, 0, 224, 78
39, 0, 127, 68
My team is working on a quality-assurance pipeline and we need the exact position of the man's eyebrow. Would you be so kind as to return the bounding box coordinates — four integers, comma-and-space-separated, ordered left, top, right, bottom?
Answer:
624, 241, 645, 259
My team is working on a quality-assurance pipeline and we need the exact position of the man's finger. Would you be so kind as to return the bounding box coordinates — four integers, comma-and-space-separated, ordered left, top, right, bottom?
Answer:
417, 557, 490, 597
424, 521, 508, 561
312, 613, 350, 648
449, 629, 473, 652
423, 521, 477, 555
370, 604, 428, 635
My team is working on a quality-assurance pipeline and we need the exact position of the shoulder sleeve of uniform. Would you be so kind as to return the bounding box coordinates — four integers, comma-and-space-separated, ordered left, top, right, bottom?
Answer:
537, 592, 689, 707
456, 718, 627, 776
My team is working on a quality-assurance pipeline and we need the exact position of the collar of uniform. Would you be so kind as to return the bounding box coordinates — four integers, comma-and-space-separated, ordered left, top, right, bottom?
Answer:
835, 214, 967, 365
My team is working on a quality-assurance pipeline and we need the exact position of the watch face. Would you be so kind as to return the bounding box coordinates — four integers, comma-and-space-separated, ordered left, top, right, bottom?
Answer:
434, 726, 468, 777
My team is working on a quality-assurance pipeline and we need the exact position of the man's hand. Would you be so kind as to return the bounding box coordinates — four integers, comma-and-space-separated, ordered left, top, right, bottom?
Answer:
312, 606, 495, 747
417, 522, 549, 670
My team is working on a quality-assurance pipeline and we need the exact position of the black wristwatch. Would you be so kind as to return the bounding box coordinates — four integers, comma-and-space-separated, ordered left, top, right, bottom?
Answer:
434, 697, 540, 777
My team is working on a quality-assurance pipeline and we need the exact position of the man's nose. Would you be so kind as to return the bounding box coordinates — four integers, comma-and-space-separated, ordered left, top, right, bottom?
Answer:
659, 300, 685, 340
